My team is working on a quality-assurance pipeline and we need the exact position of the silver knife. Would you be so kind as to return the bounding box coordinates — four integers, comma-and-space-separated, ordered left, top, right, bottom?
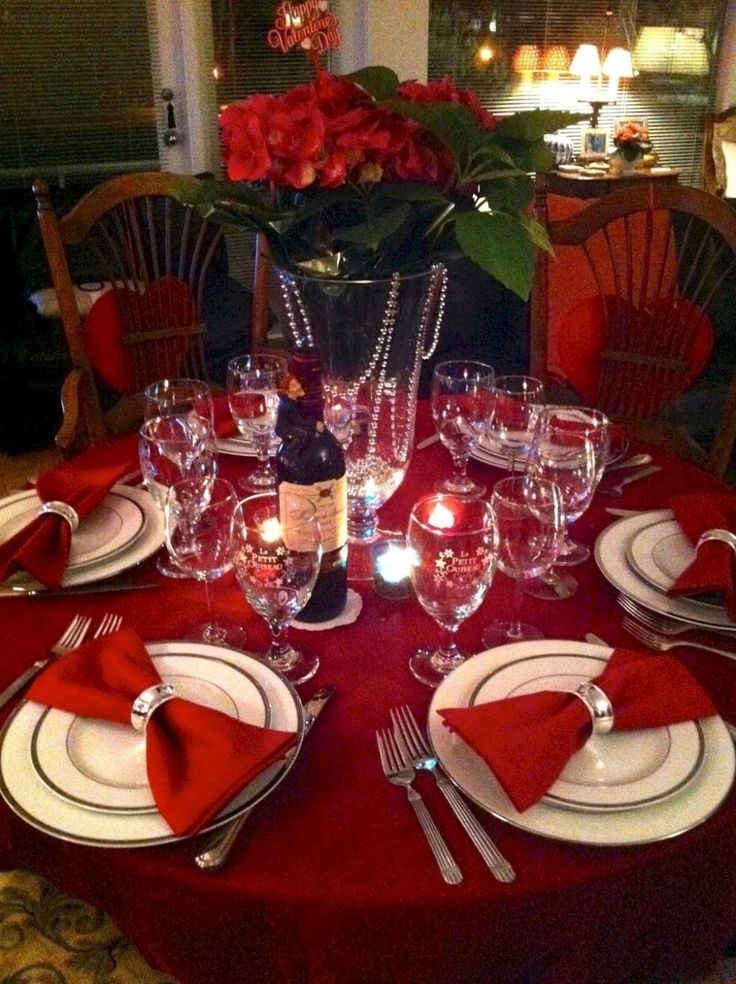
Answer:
0, 579, 160, 598
194, 685, 336, 871
415, 433, 440, 451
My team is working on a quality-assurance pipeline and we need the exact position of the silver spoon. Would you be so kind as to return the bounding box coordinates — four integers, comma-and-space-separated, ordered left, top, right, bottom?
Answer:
604, 452, 653, 474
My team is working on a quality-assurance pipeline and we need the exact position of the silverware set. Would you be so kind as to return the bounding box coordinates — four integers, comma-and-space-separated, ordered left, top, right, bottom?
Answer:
376, 705, 515, 884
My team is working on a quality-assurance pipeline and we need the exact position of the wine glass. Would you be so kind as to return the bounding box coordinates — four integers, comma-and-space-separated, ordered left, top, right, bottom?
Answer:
232, 492, 322, 684
484, 375, 545, 471
481, 476, 565, 648
142, 378, 214, 429
431, 359, 495, 497
534, 406, 611, 488
407, 493, 498, 688
164, 477, 247, 648
139, 413, 217, 578
523, 431, 597, 600
227, 355, 287, 491
322, 376, 357, 450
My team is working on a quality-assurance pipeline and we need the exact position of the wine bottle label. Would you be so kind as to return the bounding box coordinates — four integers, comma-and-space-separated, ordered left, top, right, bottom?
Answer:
279, 476, 347, 553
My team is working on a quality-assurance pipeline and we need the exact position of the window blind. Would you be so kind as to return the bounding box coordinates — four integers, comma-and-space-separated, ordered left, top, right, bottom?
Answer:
0, 0, 160, 190
428, 0, 726, 186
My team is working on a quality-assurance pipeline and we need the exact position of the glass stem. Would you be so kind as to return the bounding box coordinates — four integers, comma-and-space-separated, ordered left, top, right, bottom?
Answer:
268, 621, 294, 661
509, 578, 525, 638
450, 450, 469, 481
433, 625, 461, 673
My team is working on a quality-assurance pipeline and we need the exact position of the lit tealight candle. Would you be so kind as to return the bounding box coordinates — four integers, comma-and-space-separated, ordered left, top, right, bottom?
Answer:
372, 540, 414, 599
259, 516, 282, 543
427, 501, 455, 530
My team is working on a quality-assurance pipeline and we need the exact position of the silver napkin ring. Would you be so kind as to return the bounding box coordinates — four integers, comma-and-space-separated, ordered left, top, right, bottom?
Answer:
130, 683, 177, 732
696, 528, 736, 557
572, 681, 614, 735
38, 500, 80, 533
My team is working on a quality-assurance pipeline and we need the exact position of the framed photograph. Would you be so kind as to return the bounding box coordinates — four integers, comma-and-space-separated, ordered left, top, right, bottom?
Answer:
580, 128, 608, 160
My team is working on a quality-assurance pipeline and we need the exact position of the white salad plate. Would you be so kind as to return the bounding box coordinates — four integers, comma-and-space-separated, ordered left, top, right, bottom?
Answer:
595, 511, 736, 631
0, 641, 303, 847
0, 488, 147, 571
0, 485, 163, 589
468, 651, 705, 812
30, 652, 271, 814
215, 435, 256, 457
627, 519, 720, 609
428, 641, 734, 846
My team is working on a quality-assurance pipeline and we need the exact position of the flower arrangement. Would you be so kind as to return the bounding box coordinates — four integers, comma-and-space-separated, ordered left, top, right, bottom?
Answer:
612, 121, 653, 162
173, 66, 582, 300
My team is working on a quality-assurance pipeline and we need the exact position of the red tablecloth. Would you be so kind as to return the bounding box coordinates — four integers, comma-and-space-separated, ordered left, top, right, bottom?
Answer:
2, 403, 736, 984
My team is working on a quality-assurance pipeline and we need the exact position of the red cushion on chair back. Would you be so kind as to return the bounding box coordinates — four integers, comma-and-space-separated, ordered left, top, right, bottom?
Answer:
84, 277, 196, 394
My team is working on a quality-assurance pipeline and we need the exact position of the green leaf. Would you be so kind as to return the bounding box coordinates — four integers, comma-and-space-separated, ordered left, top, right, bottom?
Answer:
477, 174, 536, 212
495, 109, 587, 143
455, 211, 537, 300
333, 202, 411, 248
346, 66, 399, 101
369, 182, 447, 203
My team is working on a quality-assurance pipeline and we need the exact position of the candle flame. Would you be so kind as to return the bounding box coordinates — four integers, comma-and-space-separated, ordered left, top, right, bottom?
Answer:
427, 501, 455, 529
375, 544, 412, 584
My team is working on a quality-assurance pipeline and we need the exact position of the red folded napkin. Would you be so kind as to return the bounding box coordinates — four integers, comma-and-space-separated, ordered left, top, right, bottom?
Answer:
438, 648, 714, 813
668, 492, 736, 619
212, 394, 238, 438
0, 439, 139, 589
27, 628, 297, 836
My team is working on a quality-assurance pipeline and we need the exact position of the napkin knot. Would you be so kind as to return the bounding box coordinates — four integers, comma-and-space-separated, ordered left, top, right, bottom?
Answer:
38, 500, 80, 532
131, 682, 177, 732
571, 681, 614, 734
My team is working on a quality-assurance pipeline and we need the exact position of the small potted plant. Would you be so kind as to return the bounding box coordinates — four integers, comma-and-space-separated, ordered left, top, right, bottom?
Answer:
611, 120, 654, 174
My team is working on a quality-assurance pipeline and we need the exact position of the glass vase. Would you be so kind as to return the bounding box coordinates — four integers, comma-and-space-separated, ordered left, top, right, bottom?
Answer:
277, 265, 448, 580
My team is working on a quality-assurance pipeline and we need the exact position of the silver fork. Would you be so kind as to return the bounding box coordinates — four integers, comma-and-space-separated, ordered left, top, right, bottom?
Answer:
618, 594, 736, 638
376, 728, 462, 885
391, 707, 515, 882
0, 613, 92, 708
622, 616, 736, 663
93, 612, 123, 638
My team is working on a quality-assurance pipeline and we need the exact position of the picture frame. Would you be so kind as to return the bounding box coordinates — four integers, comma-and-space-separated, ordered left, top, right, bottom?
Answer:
579, 128, 608, 160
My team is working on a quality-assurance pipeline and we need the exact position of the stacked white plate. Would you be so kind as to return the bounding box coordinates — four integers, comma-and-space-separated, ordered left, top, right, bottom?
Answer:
428, 640, 734, 846
595, 509, 736, 632
0, 485, 164, 589
0, 641, 304, 846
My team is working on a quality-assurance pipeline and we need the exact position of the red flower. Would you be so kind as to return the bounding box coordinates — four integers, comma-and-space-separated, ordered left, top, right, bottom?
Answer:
219, 101, 272, 182
398, 75, 501, 131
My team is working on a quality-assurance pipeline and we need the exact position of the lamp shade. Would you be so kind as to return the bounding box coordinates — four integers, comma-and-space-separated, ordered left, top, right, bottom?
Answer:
633, 27, 709, 75
602, 46, 634, 78
542, 45, 571, 73
512, 44, 541, 73
570, 43, 602, 78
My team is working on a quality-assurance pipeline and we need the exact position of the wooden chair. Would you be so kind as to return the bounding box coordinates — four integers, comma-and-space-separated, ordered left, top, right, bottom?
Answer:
34, 172, 232, 454
703, 106, 736, 197
531, 181, 736, 477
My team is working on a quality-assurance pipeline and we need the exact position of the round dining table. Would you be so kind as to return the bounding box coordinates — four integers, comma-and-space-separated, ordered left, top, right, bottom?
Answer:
2, 402, 736, 984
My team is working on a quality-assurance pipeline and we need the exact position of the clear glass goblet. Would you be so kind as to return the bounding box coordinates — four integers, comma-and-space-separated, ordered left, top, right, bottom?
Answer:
232, 492, 322, 685
142, 378, 214, 429
481, 476, 565, 648
484, 375, 545, 472
139, 413, 217, 579
523, 432, 596, 600
534, 406, 611, 488
431, 359, 495, 497
226, 355, 287, 491
407, 493, 498, 688
164, 477, 247, 649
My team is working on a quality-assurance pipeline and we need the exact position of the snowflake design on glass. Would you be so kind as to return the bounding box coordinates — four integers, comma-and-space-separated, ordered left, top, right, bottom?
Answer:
434, 548, 455, 581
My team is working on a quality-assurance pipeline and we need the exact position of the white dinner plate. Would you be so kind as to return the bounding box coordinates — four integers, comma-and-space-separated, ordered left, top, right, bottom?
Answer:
470, 439, 525, 472
0, 641, 303, 847
215, 435, 256, 457
595, 511, 736, 631
31, 652, 271, 814
429, 641, 734, 846
0, 488, 146, 571
468, 652, 704, 812
1, 485, 164, 590
627, 519, 722, 609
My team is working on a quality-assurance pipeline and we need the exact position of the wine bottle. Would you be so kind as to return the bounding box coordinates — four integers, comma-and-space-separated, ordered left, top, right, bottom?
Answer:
276, 349, 348, 622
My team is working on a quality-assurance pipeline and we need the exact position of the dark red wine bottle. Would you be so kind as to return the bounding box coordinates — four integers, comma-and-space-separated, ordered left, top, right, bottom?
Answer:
275, 349, 348, 622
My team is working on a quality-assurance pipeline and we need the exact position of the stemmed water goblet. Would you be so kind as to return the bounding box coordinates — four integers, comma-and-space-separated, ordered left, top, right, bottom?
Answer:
139, 412, 217, 578
407, 493, 498, 688
232, 492, 322, 685
164, 477, 247, 648
481, 476, 565, 648
431, 359, 495, 497
484, 375, 545, 472
523, 429, 597, 600
143, 377, 214, 429
227, 355, 287, 491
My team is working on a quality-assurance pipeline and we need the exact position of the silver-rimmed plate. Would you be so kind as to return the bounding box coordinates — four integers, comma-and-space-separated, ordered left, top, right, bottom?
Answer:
0, 488, 146, 571
2, 485, 164, 590
468, 651, 704, 812
429, 640, 733, 846
627, 519, 722, 609
215, 435, 256, 457
595, 511, 736, 631
0, 641, 303, 847
30, 652, 271, 815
